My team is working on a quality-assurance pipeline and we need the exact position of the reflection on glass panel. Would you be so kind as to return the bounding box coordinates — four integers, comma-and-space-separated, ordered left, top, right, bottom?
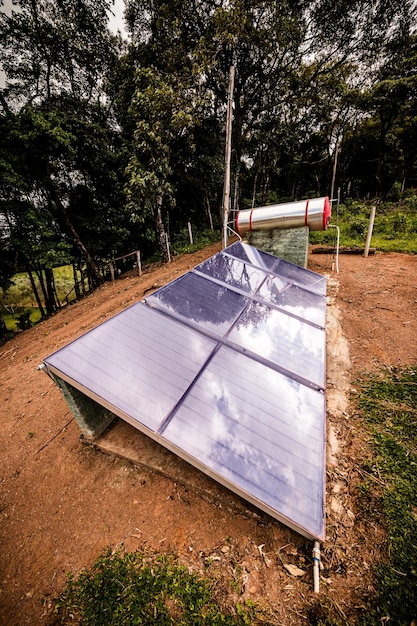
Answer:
225, 241, 279, 272
44, 303, 217, 431
164, 346, 325, 539
228, 301, 325, 388
147, 273, 248, 336
195, 253, 265, 295
273, 259, 327, 295
258, 279, 326, 327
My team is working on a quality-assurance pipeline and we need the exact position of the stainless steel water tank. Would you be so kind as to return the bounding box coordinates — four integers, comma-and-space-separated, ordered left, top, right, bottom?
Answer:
236, 197, 331, 235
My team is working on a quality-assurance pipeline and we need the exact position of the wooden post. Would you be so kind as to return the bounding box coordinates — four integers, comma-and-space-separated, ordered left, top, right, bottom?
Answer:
109, 261, 115, 282
136, 250, 142, 277
364, 205, 376, 258
188, 222, 193, 245
165, 233, 171, 262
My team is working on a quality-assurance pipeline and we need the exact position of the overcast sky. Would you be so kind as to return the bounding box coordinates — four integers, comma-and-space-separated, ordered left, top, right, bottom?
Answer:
108, 0, 127, 36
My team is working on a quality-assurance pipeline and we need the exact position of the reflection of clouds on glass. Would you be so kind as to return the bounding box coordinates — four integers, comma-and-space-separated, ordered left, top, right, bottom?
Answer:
258, 279, 326, 327
166, 345, 324, 526
261, 365, 319, 441
229, 303, 325, 387
283, 303, 320, 324
226, 242, 279, 272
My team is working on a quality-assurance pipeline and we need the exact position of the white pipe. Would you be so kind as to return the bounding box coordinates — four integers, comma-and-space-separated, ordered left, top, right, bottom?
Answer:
313, 541, 321, 593
226, 222, 242, 241
327, 224, 340, 273
364, 205, 376, 258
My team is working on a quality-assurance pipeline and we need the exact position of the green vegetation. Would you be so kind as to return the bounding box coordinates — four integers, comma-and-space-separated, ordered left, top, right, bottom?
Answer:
0, 229, 220, 332
171, 228, 220, 256
310, 195, 417, 253
53, 549, 255, 625
0, 265, 83, 331
356, 366, 417, 625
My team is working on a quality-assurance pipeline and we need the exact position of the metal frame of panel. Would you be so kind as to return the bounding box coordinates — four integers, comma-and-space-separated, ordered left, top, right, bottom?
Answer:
43, 242, 326, 540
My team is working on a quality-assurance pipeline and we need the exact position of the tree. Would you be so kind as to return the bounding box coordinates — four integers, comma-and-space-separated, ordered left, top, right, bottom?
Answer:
339, 29, 417, 198
0, 0, 128, 303
126, 66, 202, 261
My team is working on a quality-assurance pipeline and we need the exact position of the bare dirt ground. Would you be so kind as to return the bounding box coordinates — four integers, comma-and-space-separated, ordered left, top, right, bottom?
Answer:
0, 243, 416, 625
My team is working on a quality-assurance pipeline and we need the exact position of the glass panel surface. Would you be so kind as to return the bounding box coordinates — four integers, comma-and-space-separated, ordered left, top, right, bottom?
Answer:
225, 241, 279, 272
147, 272, 248, 337
163, 346, 325, 539
258, 278, 326, 327
228, 301, 326, 389
44, 303, 217, 431
195, 253, 266, 295
273, 259, 327, 295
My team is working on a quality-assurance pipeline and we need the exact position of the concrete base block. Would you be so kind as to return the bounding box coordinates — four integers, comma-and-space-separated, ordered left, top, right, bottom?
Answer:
246, 226, 309, 268
52, 374, 116, 439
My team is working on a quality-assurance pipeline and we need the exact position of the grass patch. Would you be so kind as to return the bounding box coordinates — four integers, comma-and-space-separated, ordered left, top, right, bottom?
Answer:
356, 366, 417, 625
0, 265, 83, 312
171, 227, 220, 255
53, 549, 256, 625
1, 307, 43, 332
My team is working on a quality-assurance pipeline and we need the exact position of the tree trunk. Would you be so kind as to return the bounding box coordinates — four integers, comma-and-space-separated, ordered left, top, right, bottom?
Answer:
261, 168, 270, 205
27, 268, 46, 318
48, 185, 103, 288
73, 262, 81, 299
252, 167, 258, 207
204, 189, 214, 231
155, 195, 169, 263
35, 268, 57, 316
45, 267, 60, 310
0, 314, 9, 339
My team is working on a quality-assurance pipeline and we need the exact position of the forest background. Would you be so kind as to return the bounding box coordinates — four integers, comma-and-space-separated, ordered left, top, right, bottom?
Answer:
1, 0, 417, 330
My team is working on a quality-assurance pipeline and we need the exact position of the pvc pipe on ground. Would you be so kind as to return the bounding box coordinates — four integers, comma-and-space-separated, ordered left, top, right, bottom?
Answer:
327, 224, 340, 273
313, 541, 321, 593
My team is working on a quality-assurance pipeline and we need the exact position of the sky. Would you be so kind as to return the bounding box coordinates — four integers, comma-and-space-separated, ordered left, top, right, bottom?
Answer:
108, 0, 127, 36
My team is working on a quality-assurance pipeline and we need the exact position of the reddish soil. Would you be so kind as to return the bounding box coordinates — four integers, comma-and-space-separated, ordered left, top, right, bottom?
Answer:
0, 243, 416, 625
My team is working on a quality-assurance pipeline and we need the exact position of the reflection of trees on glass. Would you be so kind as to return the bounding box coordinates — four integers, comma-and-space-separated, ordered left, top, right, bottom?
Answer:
197, 254, 265, 294
149, 273, 247, 331
273, 263, 326, 294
